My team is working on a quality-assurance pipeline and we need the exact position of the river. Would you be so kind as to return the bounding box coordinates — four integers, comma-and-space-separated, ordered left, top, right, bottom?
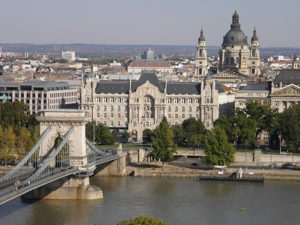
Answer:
1, 176, 300, 225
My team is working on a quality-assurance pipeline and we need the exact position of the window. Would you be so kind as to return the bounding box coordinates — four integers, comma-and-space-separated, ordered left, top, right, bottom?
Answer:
167, 98, 172, 103
104, 106, 107, 111
104, 113, 107, 118
189, 107, 192, 112
182, 107, 185, 112
189, 114, 192, 118
195, 99, 199, 103
175, 107, 178, 112
133, 122, 137, 126
196, 114, 199, 118
110, 98, 114, 103
96, 98, 100, 103
168, 114, 171, 118
205, 98, 210, 104
111, 113, 114, 117
111, 121, 114, 126
196, 107, 200, 112
174, 98, 178, 103
118, 121, 121, 126
145, 97, 151, 103
160, 99, 164, 103
188, 99, 192, 103
118, 113, 121, 118
182, 114, 185, 119
103, 98, 107, 103
97, 106, 100, 111
175, 114, 178, 118
118, 106, 121, 111
181, 99, 185, 103
168, 107, 171, 112
111, 106, 114, 111
206, 107, 210, 112
97, 113, 100, 117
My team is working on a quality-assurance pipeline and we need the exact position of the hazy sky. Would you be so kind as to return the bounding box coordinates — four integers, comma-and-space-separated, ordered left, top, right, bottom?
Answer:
0, 0, 299, 47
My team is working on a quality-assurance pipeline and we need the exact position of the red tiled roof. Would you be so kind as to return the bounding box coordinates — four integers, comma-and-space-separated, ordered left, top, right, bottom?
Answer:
129, 61, 170, 68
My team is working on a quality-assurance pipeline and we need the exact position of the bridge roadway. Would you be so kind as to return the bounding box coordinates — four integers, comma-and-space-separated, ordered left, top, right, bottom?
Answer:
0, 152, 120, 205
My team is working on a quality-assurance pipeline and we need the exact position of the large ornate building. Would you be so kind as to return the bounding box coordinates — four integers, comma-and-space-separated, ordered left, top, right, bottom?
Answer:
195, 11, 261, 80
219, 10, 260, 76
81, 72, 221, 141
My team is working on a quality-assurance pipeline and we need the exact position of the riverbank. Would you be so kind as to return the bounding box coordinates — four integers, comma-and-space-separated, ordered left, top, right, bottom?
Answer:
126, 163, 300, 181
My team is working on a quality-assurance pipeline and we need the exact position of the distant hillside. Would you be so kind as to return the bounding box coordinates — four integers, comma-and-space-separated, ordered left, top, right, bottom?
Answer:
0, 43, 299, 58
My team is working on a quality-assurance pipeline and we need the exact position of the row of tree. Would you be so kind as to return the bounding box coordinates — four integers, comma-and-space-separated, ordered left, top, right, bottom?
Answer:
0, 101, 39, 163
147, 117, 235, 166
86, 122, 117, 145
215, 100, 300, 152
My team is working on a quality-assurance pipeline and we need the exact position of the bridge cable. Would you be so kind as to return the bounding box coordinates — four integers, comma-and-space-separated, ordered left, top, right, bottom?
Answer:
27, 127, 74, 182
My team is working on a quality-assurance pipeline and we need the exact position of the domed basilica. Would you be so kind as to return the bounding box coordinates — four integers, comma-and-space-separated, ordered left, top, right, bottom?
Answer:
195, 10, 260, 78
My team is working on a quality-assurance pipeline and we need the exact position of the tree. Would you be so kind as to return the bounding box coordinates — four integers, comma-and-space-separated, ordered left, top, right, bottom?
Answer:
96, 123, 116, 145
203, 126, 235, 166
278, 104, 300, 151
151, 117, 176, 163
86, 122, 95, 142
182, 118, 206, 147
0, 126, 16, 163
243, 100, 278, 136
16, 127, 34, 158
143, 129, 154, 144
214, 112, 256, 149
172, 124, 185, 146
117, 216, 170, 225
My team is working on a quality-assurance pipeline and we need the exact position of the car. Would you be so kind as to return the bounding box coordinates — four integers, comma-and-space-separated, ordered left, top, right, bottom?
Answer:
190, 163, 198, 167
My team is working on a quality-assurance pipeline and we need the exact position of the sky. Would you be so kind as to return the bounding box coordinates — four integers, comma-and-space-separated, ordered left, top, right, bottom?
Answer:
0, 0, 299, 47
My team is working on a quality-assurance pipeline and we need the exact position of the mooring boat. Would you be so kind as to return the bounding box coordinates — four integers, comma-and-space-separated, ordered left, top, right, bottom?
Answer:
199, 168, 264, 183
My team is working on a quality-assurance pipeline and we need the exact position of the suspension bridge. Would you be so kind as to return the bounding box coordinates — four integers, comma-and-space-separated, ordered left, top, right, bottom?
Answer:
0, 110, 126, 205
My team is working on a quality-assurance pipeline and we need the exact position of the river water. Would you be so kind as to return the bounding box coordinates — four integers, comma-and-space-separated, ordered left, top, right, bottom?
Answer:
1, 176, 300, 225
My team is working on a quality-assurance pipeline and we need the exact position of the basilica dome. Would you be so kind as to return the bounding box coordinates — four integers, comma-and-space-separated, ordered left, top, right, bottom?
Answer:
222, 10, 248, 47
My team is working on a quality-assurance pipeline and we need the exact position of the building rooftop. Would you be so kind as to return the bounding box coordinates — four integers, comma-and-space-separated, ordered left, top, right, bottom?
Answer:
95, 72, 224, 95
274, 69, 300, 84
240, 82, 270, 91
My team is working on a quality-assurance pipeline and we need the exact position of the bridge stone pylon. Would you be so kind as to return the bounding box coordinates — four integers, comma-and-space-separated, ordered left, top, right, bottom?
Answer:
25, 110, 103, 200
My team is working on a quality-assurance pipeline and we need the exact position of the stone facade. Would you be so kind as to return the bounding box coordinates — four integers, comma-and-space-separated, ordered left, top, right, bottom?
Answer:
195, 29, 208, 78
81, 72, 220, 141
219, 11, 260, 76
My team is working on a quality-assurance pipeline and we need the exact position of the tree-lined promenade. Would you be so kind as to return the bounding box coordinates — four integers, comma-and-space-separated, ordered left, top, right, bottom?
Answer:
2, 100, 300, 167
87, 100, 300, 166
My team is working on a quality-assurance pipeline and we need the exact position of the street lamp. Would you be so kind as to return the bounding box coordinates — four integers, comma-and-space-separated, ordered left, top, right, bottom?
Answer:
278, 132, 282, 155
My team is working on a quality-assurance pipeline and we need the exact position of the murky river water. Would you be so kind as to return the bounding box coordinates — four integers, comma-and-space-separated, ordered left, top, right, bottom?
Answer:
1, 176, 300, 225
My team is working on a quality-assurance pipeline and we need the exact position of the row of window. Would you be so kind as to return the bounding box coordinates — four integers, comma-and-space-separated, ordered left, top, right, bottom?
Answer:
97, 112, 128, 119
92, 97, 128, 103
97, 105, 127, 112
167, 98, 200, 104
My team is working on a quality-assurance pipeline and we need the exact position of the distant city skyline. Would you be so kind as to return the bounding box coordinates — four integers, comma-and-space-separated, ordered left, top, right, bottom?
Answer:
0, 0, 299, 47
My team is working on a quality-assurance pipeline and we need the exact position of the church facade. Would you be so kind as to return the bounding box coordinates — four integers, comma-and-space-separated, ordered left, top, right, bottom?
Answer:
195, 11, 261, 78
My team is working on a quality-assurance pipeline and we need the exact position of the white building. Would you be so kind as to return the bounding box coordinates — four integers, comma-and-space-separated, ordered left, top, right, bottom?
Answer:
62, 51, 76, 62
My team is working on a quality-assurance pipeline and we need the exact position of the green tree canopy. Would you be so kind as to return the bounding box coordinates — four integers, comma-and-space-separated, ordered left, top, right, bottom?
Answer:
86, 122, 116, 145
278, 104, 300, 150
171, 124, 185, 146
151, 117, 176, 163
215, 112, 256, 149
117, 216, 170, 225
204, 126, 235, 166
243, 100, 278, 136
182, 118, 206, 146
